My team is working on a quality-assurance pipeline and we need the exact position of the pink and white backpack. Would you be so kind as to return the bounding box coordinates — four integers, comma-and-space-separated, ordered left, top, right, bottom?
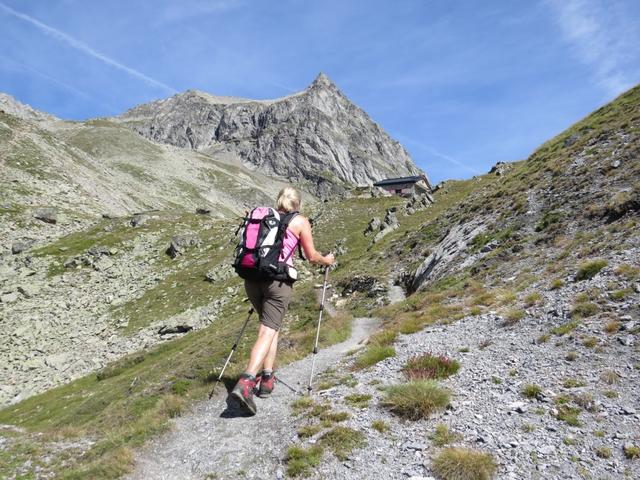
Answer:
233, 207, 299, 282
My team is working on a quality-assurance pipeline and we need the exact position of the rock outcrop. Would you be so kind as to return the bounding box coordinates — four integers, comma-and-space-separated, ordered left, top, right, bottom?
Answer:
116, 73, 424, 196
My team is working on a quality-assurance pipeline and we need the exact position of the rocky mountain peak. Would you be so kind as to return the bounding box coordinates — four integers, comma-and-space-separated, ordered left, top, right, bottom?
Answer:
115, 75, 424, 196
310, 72, 335, 89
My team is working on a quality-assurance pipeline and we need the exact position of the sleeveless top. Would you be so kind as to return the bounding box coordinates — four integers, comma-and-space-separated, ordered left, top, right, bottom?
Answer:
279, 227, 300, 267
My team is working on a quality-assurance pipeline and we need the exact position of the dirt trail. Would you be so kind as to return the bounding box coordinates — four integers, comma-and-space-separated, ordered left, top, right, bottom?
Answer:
127, 316, 380, 480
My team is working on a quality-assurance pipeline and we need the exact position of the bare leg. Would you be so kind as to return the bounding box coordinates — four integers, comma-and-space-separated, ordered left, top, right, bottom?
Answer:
245, 324, 278, 376
263, 331, 279, 372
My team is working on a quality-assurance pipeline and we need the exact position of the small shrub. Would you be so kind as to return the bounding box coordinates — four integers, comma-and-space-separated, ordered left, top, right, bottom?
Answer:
522, 384, 542, 399
354, 346, 396, 369
563, 436, 578, 446
556, 405, 581, 426
458, 346, 470, 353
600, 370, 619, 385
615, 263, 640, 281
623, 444, 640, 459
565, 351, 578, 361
524, 292, 542, 306
575, 259, 608, 281
537, 333, 550, 343
502, 309, 525, 326
563, 378, 586, 388
371, 420, 389, 433
603, 390, 618, 398
595, 446, 612, 459
571, 302, 599, 319
549, 278, 564, 290
491, 376, 502, 385
551, 320, 580, 336
609, 289, 630, 301
432, 447, 497, 480
478, 339, 492, 350
402, 353, 460, 380
604, 320, 620, 333
470, 306, 482, 316
508, 369, 518, 377
344, 393, 372, 409
382, 381, 450, 420
285, 445, 323, 477
582, 337, 598, 348
430, 423, 462, 447
319, 426, 366, 461
593, 430, 605, 438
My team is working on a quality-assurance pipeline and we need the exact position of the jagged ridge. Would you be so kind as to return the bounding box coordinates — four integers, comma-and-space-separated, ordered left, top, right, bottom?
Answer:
116, 73, 424, 196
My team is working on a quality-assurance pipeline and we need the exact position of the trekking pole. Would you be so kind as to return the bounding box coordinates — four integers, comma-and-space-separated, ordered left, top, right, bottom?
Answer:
307, 265, 331, 395
276, 376, 304, 396
208, 308, 254, 400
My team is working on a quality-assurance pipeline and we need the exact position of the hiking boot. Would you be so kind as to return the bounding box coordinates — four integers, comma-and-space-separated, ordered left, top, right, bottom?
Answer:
257, 371, 276, 398
229, 374, 257, 415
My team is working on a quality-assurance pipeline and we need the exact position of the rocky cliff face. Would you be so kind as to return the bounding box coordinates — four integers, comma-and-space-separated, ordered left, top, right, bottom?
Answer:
116, 73, 423, 196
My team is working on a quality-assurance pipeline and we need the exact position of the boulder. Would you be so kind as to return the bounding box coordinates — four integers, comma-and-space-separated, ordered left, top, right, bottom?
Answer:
205, 264, 234, 283
11, 242, 30, 254
196, 207, 211, 215
18, 284, 40, 298
489, 161, 511, 176
364, 217, 382, 236
130, 213, 148, 227
166, 235, 201, 258
0, 292, 19, 303
33, 207, 58, 224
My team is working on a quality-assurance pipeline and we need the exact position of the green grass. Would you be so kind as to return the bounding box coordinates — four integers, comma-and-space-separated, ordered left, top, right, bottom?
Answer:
344, 393, 372, 408
550, 320, 580, 336
318, 426, 366, 461
571, 302, 599, 319
402, 353, 460, 380
623, 444, 640, 459
556, 405, 581, 426
430, 423, 462, 447
371, 420, 390, 433
353, 345, 396, 369
432, 447, 497, 480
382, 381, 450, 420
285, 445, 323, 477
575, 259, 608, 281
521, 384, 542, 399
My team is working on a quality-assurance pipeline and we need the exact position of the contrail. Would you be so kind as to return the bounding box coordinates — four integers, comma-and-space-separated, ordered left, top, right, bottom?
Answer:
0, 2, 177, 94
396, 134, 482, 175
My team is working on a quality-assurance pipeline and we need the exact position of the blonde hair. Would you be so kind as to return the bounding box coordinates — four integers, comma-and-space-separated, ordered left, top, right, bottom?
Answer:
276, 186, 301, 213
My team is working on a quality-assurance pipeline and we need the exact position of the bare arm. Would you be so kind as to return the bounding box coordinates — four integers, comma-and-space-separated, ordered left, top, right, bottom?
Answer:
295, 216, 334, 266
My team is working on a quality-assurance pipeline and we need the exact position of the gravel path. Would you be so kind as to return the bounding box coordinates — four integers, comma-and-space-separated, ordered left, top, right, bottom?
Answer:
127, 316, 380, 480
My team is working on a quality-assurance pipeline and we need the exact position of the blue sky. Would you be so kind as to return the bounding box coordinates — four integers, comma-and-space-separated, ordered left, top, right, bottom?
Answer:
1, 1, 639, 183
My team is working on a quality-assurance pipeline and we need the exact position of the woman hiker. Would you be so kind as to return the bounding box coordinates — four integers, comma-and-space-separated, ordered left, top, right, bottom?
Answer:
229, 187, 335, 415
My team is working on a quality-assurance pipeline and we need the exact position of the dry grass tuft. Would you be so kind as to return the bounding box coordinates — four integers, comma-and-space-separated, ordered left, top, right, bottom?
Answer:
432, 447, 497, 480
382, 381, 450, 420
402, 353, 460, 380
